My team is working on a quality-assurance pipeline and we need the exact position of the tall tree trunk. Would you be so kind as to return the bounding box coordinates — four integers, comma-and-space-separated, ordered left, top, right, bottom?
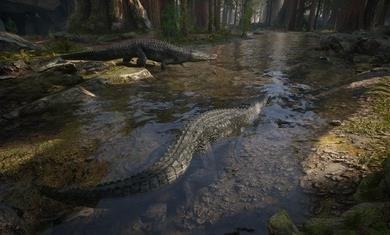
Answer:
295, 0, 305, 29
336, 0, 380, 32
265, 0, 273, 26
68, 0, 152, 33
214, 0, 221, 31
286, 0, 298, 30
209, 0, 214, 32
180, 0, 188, 35
308, 0, 317, 30
363, 0, 380, 29
194, 0, 208, 29
222, 0, 228, 26
234, 0, 239, 25
313, 0, 322, 30
375, 0, 390, 26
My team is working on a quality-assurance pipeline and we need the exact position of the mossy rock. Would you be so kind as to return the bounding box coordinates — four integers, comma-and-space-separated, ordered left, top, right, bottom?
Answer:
268, 210, 301, 235
341, 203, 390, 234
304, 218, 341, 235
304, 203, 390, 235
353, 171, 386, 202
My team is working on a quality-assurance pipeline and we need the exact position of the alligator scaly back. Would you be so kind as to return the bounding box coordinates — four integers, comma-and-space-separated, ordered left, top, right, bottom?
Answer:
39, 96, 269, 200
60, 39, 214, 70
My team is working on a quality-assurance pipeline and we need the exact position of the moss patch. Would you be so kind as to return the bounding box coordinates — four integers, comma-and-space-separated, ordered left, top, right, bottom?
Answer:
0, 119, 108, 233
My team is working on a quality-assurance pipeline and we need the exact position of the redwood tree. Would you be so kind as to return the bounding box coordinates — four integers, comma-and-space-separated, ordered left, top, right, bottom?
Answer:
67, 0, 151, 33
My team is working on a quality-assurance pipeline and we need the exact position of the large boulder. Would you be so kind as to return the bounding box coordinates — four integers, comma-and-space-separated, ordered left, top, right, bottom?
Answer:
268, 210, 301, 235
0, 32, 41, 51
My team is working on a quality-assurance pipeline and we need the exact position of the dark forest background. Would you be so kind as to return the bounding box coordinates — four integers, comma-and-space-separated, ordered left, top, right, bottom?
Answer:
1, 0, 389, 37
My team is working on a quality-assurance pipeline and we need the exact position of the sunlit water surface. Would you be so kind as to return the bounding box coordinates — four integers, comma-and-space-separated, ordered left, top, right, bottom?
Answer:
45, 32, 329, 235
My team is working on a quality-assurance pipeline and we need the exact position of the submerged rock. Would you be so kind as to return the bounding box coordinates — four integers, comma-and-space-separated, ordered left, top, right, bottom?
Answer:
268, 210, 300, 235
0, 203, 25, 235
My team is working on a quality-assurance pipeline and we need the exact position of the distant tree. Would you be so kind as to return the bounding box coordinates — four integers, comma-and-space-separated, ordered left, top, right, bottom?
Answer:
214, 0, 222, 31
240, 0, 253, 35
209, 0, 215, 32
180, 0, 188, 36
67, 0, 151, 33
335, 0, 381, 32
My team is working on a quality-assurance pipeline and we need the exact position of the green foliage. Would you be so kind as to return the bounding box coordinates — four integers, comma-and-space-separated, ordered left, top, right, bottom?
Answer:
161, 2, 181, 39
0, 49, 34, 62
241, 0, 254, 35
45, 37, 83, 54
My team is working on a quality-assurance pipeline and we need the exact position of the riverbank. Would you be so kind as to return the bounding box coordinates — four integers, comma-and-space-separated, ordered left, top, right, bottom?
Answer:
0, 31, 389, 234
268, 31, 390, 234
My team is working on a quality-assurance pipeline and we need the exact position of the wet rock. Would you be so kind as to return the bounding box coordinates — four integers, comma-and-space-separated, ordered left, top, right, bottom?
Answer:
0, 32, 41, 52
0, 204, 25, 235
320, 35, 344, 53
99, 66, 153, 84
0, 60, 30, 76
329, 119, 342, 126
141, 203, 168, 231
3, 85, 97, 119
267, 210, 300, 235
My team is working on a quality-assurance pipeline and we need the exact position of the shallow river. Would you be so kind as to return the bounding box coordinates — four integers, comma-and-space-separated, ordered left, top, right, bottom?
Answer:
44, 32, 334, 234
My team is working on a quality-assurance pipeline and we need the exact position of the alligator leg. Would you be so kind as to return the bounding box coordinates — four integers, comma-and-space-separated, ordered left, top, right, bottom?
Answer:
122, 57, 131, 64
161, 60, 166, 70
136, 48, 147, 67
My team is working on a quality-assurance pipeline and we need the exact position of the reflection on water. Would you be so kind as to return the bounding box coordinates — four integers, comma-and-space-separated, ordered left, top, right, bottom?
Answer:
45, 32, 326, 234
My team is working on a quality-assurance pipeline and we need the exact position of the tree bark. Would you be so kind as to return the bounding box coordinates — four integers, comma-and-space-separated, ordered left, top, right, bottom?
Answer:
375, 0, 390, 26
313, 0, 322, 30
180, 0, 188, 35
286, 0, 298, 30
335, 0, 380, 32
67, 0, 151, 33
208, 0, 214, 32
214, 0, 221, 31
295, 0, 305, 29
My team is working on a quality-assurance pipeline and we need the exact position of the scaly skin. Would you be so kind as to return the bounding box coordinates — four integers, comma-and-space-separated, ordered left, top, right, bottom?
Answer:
61, 39, 216, 70
39, 96, 269, 200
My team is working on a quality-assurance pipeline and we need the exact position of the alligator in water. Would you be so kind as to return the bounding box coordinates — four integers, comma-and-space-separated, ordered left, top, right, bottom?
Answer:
39, 96, 269, 201
61, 39, 216, 70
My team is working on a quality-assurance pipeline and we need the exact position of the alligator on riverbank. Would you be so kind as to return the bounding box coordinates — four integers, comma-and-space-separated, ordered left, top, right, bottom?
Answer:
61, 39, 216, 70
39, 96, 269, 201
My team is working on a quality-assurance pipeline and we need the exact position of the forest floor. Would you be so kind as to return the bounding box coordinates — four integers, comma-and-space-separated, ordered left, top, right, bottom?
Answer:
0, 30, 389, 234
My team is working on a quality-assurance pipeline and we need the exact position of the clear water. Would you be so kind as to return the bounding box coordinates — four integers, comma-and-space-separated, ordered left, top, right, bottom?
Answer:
43, 32, 330, 235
